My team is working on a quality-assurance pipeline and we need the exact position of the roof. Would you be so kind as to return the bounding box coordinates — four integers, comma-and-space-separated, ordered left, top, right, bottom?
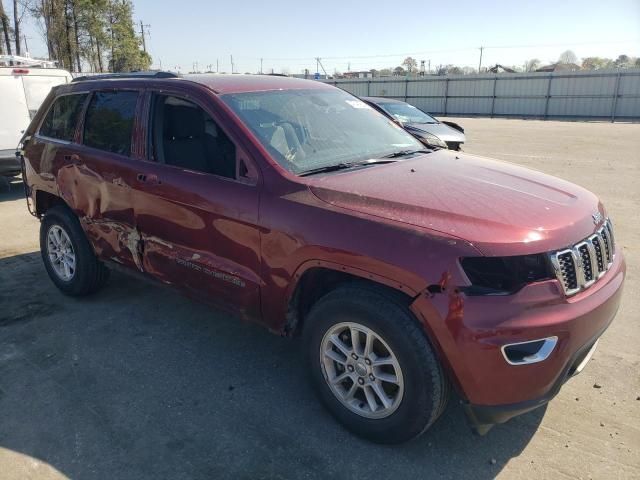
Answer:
361, 96, 406, 105
535, 63, 580, 72
58, 72, 333, 95
184, 74, 332, 94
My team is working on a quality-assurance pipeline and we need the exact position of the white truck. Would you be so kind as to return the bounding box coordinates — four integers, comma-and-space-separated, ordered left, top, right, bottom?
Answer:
1, 56, 72, 178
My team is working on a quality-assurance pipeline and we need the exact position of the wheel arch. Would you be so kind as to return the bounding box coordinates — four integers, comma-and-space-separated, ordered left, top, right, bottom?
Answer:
284, 260, 422, 337
34, 189, 69, 217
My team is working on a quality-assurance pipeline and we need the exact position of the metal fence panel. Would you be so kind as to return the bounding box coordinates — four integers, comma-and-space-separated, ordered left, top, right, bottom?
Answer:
448, 78, 494, 97
494, 97, 546, 116
407, 79, 446, 98
324, 69, 640, 121
447, 97, 493, 115
410, 97, 446, 113
548, 97, 613, 117
495, 77, 548, 96
369, 80, 405, 97
616, 97, 640, 118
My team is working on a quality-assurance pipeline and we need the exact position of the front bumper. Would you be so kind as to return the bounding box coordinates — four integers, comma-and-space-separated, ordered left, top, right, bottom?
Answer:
463, 327, 605, 434
0, 150, 21, 176
411, 250, 625, 432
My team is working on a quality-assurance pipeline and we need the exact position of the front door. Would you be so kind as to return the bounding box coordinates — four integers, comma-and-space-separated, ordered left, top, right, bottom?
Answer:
133, 90, 262, 320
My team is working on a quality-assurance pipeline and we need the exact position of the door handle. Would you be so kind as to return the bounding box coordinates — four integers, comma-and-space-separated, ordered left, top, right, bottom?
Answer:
136, 173, 161, 185
64, 154, 81, 165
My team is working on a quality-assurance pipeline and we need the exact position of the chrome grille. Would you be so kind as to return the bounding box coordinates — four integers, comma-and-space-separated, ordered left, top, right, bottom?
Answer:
550, 218, 615, 296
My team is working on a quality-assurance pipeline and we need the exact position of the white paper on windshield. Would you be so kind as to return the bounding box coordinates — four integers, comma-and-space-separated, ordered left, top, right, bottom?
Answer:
345, 100, 369, 109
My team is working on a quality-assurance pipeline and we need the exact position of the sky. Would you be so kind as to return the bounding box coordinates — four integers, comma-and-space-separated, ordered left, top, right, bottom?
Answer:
18, 0, 640, 73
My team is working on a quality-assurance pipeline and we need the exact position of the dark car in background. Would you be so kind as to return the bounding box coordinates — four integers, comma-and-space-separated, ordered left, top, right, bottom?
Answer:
362, 96, 466, 150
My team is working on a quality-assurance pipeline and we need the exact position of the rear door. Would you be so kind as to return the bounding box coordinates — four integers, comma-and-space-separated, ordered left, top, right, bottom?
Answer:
65, 89, 144, 270
132, 88, 262, 320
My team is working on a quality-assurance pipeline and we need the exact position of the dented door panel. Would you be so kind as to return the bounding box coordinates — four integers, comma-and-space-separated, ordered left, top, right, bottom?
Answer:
133, 165, 262, 321
66, 145, 142, 270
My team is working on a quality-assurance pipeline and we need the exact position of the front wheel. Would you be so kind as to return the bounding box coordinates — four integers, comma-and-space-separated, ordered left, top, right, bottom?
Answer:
304, 285, 449, 444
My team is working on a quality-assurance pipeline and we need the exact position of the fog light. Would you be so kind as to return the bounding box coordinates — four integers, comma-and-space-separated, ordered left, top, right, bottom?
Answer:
501, 337, 558, 365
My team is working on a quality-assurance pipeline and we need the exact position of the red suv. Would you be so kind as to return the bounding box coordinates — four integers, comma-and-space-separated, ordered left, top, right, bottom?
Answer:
20, 72, 625, 443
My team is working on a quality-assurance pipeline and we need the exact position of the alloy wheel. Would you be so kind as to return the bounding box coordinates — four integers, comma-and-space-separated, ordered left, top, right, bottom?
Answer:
46, 225, 76, 281
320, 322, 404, 419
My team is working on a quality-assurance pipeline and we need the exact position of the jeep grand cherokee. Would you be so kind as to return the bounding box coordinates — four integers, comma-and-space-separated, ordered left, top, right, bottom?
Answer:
19, 72, 625, 443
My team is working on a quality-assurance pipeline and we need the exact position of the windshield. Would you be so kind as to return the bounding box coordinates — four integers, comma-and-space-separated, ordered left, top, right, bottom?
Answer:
378, 102, 437, 124
221, 89, 424, 174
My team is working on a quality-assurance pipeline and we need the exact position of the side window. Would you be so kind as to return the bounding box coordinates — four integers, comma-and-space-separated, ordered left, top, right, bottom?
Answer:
40, 93, 87, 141
150, 94, 236, 179
83, 91, 138, 156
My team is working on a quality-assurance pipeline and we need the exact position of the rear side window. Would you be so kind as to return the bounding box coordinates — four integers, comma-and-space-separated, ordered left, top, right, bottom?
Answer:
40, 93, 87, 142
83, 91, 138, 156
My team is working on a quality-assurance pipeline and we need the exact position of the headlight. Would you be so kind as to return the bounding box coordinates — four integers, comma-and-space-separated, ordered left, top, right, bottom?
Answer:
460, 254, 553, 295
416, 132, 448, 149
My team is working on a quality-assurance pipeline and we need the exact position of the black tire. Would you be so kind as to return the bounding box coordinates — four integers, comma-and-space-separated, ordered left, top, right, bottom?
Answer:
304, 284, 449, 444
40, 205, 110, 296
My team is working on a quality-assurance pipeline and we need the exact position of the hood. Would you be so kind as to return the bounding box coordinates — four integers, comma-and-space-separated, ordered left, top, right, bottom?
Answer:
405, 122, 465, 143
308, 151, 604, 256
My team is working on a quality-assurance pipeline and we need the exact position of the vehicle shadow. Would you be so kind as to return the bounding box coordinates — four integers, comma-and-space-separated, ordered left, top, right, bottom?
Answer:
0, 252, 544, 480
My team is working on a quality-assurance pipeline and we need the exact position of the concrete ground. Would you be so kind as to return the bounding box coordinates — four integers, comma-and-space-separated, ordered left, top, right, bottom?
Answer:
1, 118, 639, 479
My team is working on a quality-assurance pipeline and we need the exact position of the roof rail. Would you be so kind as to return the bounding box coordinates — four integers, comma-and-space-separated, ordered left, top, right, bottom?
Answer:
72, 71, 180, 82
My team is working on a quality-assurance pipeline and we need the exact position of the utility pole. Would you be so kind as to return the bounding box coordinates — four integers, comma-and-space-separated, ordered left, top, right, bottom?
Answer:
216, 58, 219, 72
428, 59, 431, 74
230, 54, 234, 73
139, 21, 150, 53
260, 57, 263, 74
478, 46, 484, 72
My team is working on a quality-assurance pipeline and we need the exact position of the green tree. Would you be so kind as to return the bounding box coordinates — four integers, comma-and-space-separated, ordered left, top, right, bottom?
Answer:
28, 0, 150, 72
581, 57, 613, 70
558, 50, 577, 64
614, 54, 630, 68
524, 58, 540, 72
0, 1, 12, 56
401, 56, 417, 73
107, 0, 150, 72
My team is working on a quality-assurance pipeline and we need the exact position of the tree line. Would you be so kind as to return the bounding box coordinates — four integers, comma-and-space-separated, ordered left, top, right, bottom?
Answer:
0, 0, 151, 72
352, 50, 640, 78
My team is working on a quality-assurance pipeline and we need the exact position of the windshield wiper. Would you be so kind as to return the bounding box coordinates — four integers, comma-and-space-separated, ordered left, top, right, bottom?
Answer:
381, 149, 432, 158
298, 159, 396, 177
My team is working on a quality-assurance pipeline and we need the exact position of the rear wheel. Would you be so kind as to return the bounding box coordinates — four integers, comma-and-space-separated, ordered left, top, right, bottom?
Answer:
40, 205, 110, 295
304, 285, 449, 443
